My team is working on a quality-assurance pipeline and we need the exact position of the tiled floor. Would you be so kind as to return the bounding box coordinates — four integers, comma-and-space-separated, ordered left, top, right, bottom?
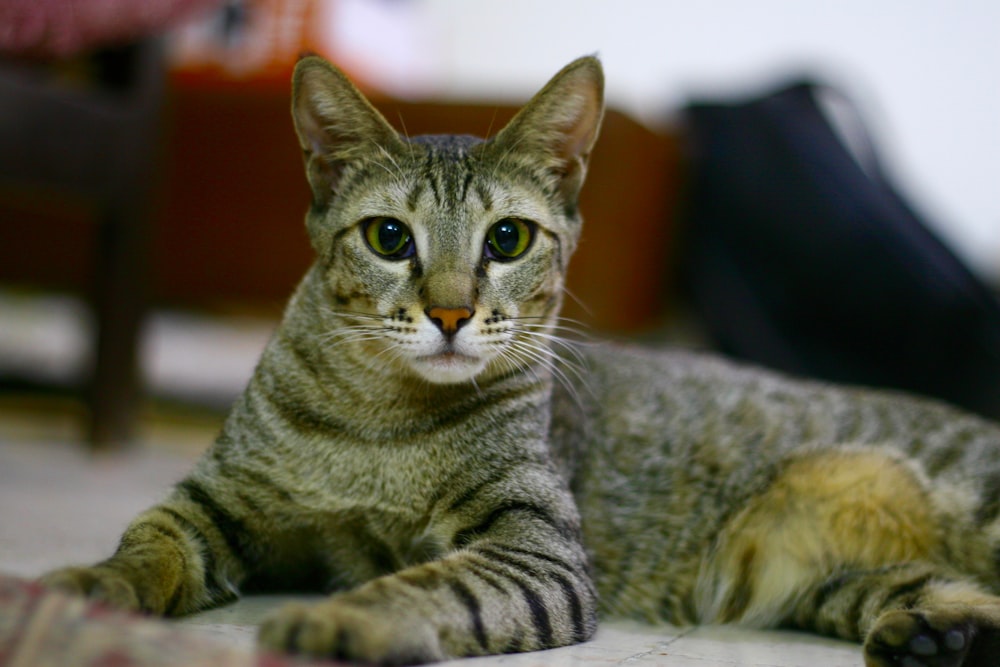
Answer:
0, 439, 864, 666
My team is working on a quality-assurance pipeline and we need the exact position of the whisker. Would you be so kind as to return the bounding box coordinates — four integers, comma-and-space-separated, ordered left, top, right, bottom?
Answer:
513, 322, 595, 344
490, 134, 527, 181
483, 106, 500, 141
318, 334, 386, 353
508, 314, 593, 336
372, 342, 405, 365
367, 141, 412, 196
319, 306, 386, 321
507, 319, 593, 368
312, 323, 387, 343
494, 345, 543, 386
516, 338, 582, 381
512, 332, 594, 403
512, 323, 586, 353
526, 333, 589, 368
395, 110, 411, 142
560, 286, 593, 317
508, 338, 577, 392
511, 345, 582, 409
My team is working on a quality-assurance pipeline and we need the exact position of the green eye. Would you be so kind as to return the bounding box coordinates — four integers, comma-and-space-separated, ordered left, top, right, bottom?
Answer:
485, 218, 534, 261
363, 217, 414, 259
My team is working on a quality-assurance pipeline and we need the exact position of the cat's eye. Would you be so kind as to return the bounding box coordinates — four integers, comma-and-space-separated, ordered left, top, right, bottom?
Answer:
363, 217, 415, 259
485, 218, 534, 261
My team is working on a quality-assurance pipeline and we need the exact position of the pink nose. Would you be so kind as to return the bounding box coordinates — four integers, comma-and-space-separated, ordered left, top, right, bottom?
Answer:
426, 307, 474, 334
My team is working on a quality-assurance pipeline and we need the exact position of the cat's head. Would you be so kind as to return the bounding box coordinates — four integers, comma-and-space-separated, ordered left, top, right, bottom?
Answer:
290, 56, 603, 385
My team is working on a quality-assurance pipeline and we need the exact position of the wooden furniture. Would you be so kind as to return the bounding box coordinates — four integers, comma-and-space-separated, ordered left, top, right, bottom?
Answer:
0, 41, 167, 450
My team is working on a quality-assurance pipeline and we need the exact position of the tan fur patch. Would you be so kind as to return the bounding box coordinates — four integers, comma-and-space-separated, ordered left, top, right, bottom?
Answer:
697, 447, 941, 627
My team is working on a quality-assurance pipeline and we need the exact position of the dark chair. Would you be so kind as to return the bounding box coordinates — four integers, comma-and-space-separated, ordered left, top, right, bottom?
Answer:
0, 40, 166, 450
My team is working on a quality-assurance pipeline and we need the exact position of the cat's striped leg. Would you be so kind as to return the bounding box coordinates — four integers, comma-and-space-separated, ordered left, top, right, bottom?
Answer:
39, 480, 246, 616
258, 539, 595, 663
790, 563, 1000, 667
693, 445, 1000, 666
259, 473, 596, 664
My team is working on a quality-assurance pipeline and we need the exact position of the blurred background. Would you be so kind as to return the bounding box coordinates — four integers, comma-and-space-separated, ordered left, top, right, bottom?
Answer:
1, 0, 998, 454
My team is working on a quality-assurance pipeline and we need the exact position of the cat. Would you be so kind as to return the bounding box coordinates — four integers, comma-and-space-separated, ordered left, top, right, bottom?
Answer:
40, 54, 1000, 667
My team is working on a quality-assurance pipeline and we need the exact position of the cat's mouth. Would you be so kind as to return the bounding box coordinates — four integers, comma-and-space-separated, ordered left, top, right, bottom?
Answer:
411, 351, 487, 384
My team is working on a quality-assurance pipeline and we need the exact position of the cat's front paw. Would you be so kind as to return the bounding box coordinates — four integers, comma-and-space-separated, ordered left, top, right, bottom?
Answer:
258, 600, 444, 665
39, 566, 140, 611
864, 606, 1000, 667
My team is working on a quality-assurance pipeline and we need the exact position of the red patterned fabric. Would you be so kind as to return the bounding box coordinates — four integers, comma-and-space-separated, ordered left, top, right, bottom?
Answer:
0, 574, 328, 667
0, 0, 221, 56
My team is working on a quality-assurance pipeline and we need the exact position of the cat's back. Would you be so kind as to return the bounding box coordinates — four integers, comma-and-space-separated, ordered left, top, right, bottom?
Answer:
554, 342, 1000, 490
550, 342, 1000, 620
554, 341, 999, 468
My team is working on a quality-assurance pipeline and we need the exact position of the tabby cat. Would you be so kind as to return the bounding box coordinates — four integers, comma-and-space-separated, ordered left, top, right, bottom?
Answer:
42, 55, 1000, 667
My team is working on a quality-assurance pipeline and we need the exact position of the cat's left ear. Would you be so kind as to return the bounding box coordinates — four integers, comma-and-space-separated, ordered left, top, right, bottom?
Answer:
291, 56, 404, 202
488, 56, 605, 204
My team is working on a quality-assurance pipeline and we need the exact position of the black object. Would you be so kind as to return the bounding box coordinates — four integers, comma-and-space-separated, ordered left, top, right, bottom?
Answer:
680, 80, 1000, 419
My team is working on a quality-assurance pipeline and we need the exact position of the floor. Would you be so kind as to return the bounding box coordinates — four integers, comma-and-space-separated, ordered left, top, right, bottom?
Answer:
0, 440, 864, 667
0, 294, 864, 666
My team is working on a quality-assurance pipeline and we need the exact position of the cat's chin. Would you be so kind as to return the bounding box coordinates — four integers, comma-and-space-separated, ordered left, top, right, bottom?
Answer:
409, 352, 488, 385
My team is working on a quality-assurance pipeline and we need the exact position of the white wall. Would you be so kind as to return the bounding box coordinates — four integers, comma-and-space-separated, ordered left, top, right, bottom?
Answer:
328, 0, 1000, 284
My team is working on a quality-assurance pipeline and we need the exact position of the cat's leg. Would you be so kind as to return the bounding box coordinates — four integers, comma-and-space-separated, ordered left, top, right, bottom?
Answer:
695, 446, 947, 627
40, 477, 247, 615
791, 564, 1000, 667
696, 445, 1000, 666
259, 472, 596, 664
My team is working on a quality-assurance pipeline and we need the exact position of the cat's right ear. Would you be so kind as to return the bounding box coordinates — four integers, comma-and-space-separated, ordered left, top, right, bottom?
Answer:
291, 56, 403, 202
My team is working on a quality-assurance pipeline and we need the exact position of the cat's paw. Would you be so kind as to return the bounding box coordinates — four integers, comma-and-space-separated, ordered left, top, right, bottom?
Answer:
864, 606, 1000, 667
39, 566, 140, 611
258, 600, 444, 665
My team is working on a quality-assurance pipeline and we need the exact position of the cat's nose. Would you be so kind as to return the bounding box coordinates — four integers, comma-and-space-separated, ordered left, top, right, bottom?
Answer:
426, 306, 474, 335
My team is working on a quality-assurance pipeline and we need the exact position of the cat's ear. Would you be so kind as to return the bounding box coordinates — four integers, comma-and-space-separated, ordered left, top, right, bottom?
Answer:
291, 56, 403, 202
489, 56, 605, 204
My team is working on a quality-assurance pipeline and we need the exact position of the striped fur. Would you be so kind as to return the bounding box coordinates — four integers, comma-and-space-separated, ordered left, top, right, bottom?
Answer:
40, 56, 1000, 667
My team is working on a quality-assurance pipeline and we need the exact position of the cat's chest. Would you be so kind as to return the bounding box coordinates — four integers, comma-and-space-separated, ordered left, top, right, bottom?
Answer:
279, 440, 453, 514
259, 438, 476, 578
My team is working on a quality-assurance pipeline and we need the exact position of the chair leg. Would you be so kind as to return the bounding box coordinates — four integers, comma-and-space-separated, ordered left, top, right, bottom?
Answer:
86, 40, 165, 452
87, 208, 148, 451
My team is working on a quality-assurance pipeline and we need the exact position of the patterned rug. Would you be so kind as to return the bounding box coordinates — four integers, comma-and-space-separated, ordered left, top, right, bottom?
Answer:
0, 574, 333, 666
